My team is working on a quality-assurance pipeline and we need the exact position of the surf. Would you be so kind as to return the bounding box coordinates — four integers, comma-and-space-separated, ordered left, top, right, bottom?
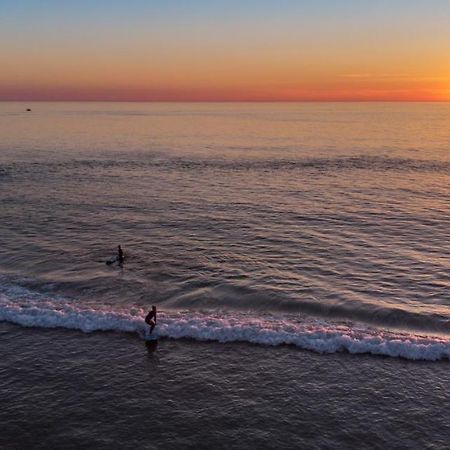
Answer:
2, 287, 450, 361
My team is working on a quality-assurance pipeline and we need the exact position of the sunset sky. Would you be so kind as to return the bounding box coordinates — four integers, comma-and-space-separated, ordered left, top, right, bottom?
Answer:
1, 0, 450, 101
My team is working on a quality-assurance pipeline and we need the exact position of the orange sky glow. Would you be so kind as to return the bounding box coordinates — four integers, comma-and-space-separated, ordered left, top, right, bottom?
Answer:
1, 1, 450, 101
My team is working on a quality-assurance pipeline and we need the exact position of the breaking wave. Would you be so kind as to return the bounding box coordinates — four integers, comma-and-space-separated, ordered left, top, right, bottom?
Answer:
2, 287, 450, 361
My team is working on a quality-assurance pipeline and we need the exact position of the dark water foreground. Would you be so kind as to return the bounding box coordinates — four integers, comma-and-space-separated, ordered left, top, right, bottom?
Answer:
1, 323, 450, 450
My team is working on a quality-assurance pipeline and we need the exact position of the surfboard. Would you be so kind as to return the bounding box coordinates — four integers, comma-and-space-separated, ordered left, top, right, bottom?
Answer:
145, 334, 158, 341
106, 256, 118, 265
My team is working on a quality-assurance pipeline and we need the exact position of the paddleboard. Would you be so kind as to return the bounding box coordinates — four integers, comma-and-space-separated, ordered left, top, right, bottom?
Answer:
106, 256, 118, 265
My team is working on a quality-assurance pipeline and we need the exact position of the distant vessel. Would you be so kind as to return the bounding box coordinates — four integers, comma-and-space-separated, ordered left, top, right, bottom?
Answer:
26, 108, 31, 112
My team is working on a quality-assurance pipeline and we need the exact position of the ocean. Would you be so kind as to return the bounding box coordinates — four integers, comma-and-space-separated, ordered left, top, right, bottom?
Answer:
1, 102, 449, 449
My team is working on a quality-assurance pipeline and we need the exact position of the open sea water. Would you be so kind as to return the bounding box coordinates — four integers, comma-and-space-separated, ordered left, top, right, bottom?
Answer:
1, 102, 449, 449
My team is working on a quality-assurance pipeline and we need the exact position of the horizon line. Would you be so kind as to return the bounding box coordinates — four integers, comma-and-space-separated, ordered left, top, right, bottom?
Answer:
2, 99, 450, 103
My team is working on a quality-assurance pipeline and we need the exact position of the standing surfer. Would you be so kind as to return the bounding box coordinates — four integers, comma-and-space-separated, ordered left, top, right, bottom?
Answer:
145, 306, 157, 334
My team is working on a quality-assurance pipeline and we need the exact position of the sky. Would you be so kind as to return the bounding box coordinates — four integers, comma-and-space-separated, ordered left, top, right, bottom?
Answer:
1, 0, 450, 101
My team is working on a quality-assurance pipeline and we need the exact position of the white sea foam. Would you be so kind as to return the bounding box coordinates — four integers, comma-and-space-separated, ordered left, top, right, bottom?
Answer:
2, 289, 450, 361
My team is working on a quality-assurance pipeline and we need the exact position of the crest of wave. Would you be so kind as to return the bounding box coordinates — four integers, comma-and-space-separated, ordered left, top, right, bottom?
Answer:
2, 290, 450, 361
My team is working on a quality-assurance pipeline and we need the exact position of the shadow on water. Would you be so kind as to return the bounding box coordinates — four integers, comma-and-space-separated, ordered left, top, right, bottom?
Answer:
145, 339, 158, 354
145, 339, 160, 366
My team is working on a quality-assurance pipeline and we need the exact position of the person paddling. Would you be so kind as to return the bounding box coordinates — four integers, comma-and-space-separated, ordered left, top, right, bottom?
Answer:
145, 306, 157, 334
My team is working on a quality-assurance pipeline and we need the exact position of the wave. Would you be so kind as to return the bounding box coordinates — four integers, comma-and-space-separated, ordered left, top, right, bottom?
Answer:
2, 288, 450, 361
3, 155, 449, 179
165, 283, 450, 335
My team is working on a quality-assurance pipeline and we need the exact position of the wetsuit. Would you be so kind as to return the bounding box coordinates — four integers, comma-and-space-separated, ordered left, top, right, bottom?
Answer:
145, 309, 157, 333
118, 247, 124, 264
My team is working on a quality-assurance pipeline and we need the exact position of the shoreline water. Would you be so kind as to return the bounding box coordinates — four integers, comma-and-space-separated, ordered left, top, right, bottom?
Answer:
2, 322, 450, 449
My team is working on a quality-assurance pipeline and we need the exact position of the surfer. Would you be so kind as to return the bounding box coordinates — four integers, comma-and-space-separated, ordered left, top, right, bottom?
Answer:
117, 245, 124, 265
145, 306, 157, 334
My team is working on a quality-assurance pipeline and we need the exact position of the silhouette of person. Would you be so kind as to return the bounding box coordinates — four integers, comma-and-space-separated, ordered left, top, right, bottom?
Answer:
117, 245, 124, 265
145, 306, 157, 334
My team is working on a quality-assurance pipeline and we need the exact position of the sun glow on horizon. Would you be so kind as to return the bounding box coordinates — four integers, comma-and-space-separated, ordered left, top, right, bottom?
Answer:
1, 1, 450, 102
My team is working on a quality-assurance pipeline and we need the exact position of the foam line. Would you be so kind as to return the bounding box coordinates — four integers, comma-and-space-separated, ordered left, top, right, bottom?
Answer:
2, 293, 450, 361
